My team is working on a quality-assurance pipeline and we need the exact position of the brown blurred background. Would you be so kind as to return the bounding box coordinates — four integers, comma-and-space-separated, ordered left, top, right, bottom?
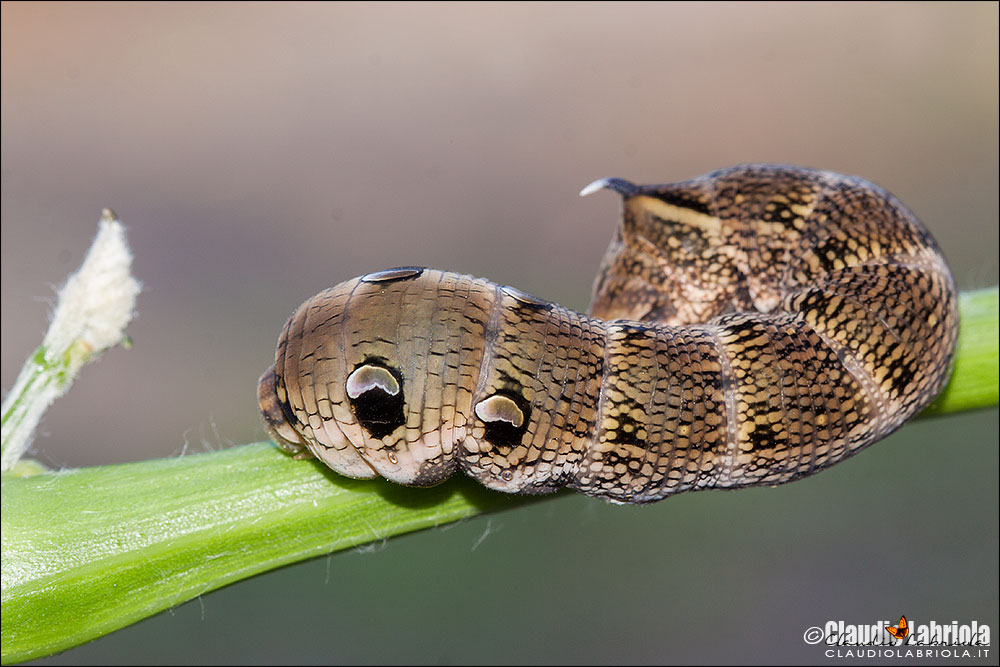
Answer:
2, 2, 997, 664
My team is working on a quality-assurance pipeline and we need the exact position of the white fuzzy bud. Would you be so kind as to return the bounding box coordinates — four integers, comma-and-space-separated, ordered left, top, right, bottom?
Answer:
1, 210, 140, 471
42, 210, 140, 359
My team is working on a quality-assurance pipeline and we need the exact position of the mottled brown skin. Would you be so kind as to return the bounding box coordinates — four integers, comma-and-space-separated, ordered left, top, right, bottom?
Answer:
258, 164, 959, 503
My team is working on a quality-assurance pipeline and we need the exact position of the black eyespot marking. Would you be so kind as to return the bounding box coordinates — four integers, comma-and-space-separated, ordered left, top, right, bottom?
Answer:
361, 267, 425, 284
347, 360, 406, 438
501, 285, 553, 311
475, 390, 531, 451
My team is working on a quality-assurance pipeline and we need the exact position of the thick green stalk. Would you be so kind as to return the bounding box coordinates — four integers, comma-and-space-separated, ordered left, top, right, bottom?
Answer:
0, 287, 996, 664
920, 287, 998, 415
1, 446, 534, 664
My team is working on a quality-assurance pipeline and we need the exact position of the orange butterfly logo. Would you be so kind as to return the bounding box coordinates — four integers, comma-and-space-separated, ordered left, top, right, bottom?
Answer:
885, 616, 909, 640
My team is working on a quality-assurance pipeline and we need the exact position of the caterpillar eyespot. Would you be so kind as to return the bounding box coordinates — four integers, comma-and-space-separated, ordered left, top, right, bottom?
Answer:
346, 363, 400, 399
345, 361, 406, 440
258, 164, 959, 503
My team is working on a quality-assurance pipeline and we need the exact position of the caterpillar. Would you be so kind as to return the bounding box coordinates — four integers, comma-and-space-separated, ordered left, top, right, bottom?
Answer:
258, 164, 958, 503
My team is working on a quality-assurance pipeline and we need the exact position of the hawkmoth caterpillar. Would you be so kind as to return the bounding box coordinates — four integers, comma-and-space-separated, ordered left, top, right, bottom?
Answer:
258, 164, 958, 503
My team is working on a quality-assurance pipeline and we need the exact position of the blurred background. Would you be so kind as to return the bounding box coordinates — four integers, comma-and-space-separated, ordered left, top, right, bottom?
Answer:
2, 2, 997, 664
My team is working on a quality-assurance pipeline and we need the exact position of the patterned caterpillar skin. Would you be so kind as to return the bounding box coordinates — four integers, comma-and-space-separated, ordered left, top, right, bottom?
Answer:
258, 164, 958, 503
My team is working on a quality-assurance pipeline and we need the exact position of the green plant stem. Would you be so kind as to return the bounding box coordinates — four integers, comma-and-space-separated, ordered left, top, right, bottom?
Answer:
1, 341, 90, 470
1, 446, 535, 664
921, 287, 998, 415
1, 286, 996, 664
